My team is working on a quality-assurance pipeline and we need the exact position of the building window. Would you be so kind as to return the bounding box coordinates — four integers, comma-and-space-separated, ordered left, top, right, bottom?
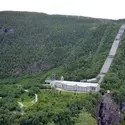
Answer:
91, 87, 96, 91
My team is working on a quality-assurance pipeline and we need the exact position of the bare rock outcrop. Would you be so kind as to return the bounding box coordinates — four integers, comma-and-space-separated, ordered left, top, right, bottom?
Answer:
97, 93, 122, 125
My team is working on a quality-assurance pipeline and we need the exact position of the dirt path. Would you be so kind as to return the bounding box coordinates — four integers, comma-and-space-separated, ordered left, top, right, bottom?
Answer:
35, 94, 38, 103
17, 101, 24, 115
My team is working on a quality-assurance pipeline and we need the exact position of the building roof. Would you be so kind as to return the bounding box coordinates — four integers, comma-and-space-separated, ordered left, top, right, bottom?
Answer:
51, 80, 99, 87
87, 78, 97, 82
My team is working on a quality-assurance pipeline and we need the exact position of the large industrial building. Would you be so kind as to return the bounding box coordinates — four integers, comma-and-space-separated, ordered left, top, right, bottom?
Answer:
46, 80, 100, 93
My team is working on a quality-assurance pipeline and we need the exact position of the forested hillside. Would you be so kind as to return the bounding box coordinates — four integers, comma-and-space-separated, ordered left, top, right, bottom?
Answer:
1, 11, 125, 125
0, 11, 119, 80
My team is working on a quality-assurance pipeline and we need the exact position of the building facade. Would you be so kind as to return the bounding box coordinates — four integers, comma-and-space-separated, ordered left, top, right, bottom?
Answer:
49, 80, 100, 93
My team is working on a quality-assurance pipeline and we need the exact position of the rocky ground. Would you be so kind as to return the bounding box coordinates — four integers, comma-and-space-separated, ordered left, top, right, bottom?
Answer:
97, 93, 122, 125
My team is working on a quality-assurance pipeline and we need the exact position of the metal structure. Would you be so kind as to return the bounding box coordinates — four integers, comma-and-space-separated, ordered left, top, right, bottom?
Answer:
98, 24, 125, 83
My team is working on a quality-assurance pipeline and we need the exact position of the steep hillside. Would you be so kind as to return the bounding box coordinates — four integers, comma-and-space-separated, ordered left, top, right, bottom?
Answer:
1, 11, 125, 125
0, 11, 118, 79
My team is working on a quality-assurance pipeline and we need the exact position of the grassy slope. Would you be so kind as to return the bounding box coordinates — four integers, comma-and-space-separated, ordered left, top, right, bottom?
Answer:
0, 80, 98, 125
0, 70, 98, 125
28, 90, 87, 113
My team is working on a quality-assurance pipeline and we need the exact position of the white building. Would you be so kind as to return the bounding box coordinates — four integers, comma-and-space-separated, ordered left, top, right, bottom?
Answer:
49, 80, 100, 92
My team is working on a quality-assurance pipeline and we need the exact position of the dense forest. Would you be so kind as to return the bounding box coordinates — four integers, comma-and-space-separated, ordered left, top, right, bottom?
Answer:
0, 11, 120, 79
0, 11, 125, 125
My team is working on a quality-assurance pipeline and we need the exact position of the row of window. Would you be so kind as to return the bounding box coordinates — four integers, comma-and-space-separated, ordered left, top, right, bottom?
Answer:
54, 83, 96, 92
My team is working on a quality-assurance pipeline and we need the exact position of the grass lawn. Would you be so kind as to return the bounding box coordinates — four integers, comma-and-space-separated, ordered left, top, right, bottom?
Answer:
27, 89, 88, 113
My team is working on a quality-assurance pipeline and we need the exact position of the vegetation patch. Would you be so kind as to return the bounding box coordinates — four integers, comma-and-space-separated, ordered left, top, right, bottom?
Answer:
18, 93, 34, 107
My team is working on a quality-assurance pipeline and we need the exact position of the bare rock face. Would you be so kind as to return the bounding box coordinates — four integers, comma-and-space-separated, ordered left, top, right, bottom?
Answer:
97, 93, 122, 125
27, 61, 52, 73
120, 102, 125, 113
